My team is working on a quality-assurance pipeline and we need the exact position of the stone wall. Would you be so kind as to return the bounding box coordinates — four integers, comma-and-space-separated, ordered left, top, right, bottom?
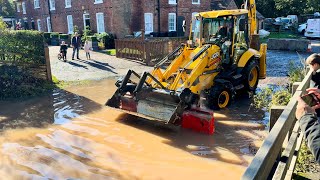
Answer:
267, 38, 311, 52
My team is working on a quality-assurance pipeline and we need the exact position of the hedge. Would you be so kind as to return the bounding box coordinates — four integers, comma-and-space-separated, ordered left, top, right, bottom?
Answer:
87, 36, 97, 41
0, 30, 45, 64
50, 32, 59, 38
59, 34, 69, 39
0, 30, 51, 99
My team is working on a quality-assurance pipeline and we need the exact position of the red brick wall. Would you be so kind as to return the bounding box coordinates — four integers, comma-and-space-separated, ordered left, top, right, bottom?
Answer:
15, 0, 237, 38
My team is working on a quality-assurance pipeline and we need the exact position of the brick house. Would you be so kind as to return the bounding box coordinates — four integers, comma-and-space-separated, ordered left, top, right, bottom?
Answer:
14, 0, 237, 38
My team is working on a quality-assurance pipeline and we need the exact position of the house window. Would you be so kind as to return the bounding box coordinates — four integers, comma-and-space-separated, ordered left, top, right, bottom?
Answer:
192, 0, 200, 4
34, 0, 40, 8
37, 19, 41, 31
192, 12, 198, 32
168, 13, 176, 31
169, 0, 176, 4
16, 3, 21, 12
83, 14, 91, 30
65, 0, 71, 8
22, 2, 26, 14
49, 0, 56, 10
94, 0, 103, 4
96, 13, 105, 33
144, 13, 153, 34
67, 15, 74, 34
47, 17, 52, 32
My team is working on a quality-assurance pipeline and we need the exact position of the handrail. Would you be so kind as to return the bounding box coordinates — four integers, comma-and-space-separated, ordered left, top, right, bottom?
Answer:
242, 69, 313, 180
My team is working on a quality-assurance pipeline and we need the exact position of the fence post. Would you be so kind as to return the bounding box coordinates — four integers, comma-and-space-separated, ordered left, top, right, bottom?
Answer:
291, 82, 301, 95
269, 106, 285, 132
44, 44, 52, 82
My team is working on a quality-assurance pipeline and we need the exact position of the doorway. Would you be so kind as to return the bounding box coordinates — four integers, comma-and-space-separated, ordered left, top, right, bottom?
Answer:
83, 14, 91, 30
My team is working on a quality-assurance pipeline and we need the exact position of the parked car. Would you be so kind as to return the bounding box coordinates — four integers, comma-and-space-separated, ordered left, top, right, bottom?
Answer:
274, 17, 294, 29
287, 15, 298, 24
298, 23, 307, 34
305, 18, 320, 38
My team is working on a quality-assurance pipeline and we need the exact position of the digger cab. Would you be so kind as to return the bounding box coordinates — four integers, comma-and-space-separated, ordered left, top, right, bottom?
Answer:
191, 11, 251, 67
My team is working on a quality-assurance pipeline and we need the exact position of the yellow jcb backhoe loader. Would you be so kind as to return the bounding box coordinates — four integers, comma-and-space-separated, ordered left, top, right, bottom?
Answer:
106, 0, 267, 134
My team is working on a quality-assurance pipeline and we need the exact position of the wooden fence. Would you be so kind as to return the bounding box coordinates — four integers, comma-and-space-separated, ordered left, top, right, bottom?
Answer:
242, 69, 313, 180
115, 37, 187, 66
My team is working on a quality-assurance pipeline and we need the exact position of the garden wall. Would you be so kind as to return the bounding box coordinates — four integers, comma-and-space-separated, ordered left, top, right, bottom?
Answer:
0, 30, 52, 99
267, 38, 311, 52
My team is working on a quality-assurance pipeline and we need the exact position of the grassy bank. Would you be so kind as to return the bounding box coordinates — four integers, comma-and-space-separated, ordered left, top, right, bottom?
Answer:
260, 32, 302, 43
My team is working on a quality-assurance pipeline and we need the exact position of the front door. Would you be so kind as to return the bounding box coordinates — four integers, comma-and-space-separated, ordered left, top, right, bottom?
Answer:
177, 16, 185, 37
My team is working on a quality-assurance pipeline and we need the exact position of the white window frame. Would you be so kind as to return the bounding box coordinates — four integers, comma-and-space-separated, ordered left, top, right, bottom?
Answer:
47, 17, 52, 32
49, 0, 56, 11
67, 15, 74, 34
169, 0, 176, 4
96, 13, 105, 33
192, 0, 200, 5
83, 13, 90, 30
17, 3, 21, 12
168, 13, 176, 32
65, 0, 71, 8
192, 12, 198, 32
144, 13, 153, 34
37, 19, 41, 31
22, 2, 26, 14
34, 0, 40, 9
94, 0, 103, 4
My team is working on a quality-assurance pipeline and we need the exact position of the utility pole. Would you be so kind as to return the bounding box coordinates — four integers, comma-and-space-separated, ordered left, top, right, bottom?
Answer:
47, 0, 52, 32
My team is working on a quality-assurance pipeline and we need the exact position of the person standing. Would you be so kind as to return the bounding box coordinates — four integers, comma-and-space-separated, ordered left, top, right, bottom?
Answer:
84, 40, 91, 60
71, 32, 81, 60
306, 53, 320, 117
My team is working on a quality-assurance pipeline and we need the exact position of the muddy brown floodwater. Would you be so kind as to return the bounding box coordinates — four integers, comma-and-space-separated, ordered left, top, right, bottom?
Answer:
0, 79, 269, 180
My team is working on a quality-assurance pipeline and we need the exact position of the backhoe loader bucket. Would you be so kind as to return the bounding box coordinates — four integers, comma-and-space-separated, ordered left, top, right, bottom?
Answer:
106, 70, 215, 134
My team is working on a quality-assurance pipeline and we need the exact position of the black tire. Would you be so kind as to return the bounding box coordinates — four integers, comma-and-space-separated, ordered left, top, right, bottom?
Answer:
243, 59, 259, 92
206, 85, 231, 110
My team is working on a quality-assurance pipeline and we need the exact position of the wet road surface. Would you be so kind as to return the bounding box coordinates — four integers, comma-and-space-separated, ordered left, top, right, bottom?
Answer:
0, 79, 267, 180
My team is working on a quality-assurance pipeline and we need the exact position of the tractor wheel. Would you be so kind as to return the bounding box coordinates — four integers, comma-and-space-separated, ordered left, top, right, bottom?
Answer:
243, 60, 259, 92
207, 85, 231, 110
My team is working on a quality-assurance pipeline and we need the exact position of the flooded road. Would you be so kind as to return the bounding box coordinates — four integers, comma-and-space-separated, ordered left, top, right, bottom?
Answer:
0, 79, 268, 180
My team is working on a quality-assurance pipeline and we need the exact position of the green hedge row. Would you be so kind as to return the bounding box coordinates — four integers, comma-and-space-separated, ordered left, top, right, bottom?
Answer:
0, 30, 45, 64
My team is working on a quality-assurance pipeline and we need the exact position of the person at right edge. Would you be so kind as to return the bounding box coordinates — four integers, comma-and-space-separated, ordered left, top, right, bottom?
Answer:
71, 32, 81, 60
296, 95, 320, 164
306, 53, 320, 117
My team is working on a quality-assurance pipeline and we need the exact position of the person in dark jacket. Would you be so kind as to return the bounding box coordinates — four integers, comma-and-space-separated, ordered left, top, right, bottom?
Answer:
296, 94, 320, 164
60, 41, 68, 62
71, 32, 81, 60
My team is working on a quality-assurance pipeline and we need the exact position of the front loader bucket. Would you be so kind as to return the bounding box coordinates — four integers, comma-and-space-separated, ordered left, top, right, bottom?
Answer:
106, 70, 215, 134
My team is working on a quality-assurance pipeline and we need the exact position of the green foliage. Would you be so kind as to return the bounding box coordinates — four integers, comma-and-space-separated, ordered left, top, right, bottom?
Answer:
0, 17, 7, 31
0, 65, 53, 99
87, 36, 97, 41
81, 26, 92, 42
50, 32, 59, 38
59, 34, 69, 39
95, 32, 115, 49
295, 141, 320, 174
43, 32, 51, 39
253, 87, 291, 111
0, 0, 15, 17
0, 30, 45, 64
271, 89, 291, 106
288, 60, 306, 88
106, 49, 116, 56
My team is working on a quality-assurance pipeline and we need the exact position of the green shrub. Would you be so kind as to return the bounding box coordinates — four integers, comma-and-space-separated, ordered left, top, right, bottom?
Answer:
50, 32, 59, 38
87, 36, 97, 41
288, 60, 306, 85
95, 32, 115, 49
81, 26, 92, 42
59, 34, 69, 39
43, 32, 51, 39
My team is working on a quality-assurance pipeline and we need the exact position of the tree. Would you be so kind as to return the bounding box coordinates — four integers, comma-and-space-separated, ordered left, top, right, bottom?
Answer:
0, 0, 15, 17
